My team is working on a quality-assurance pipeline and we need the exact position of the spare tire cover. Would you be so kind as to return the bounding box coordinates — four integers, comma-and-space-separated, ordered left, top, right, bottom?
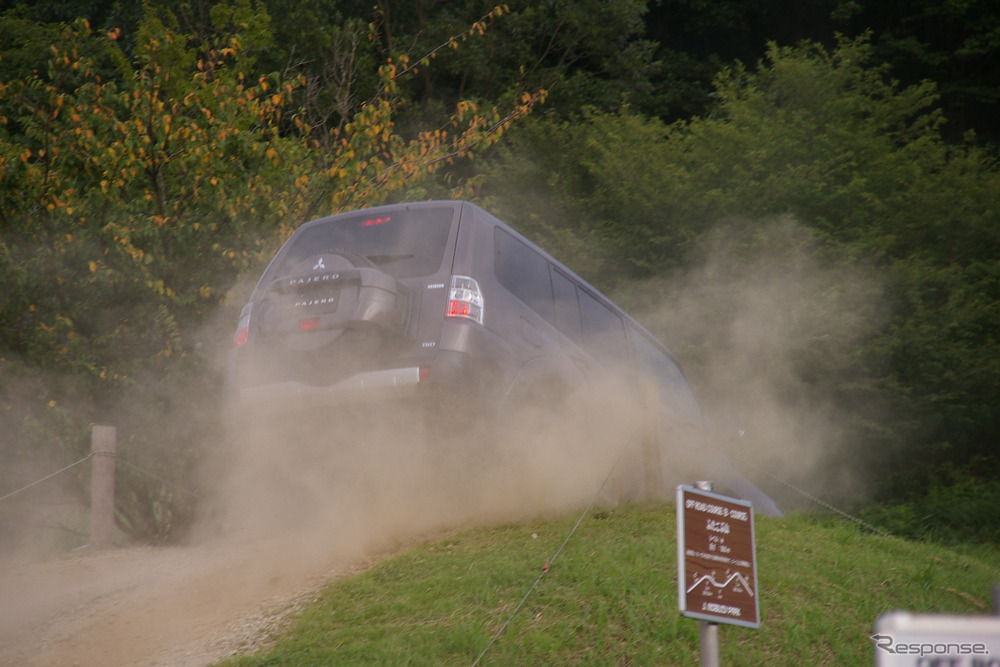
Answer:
257, 251, 410, 350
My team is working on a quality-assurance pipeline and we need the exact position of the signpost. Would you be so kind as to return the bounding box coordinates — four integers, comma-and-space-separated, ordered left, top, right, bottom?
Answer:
677, 483, 760, 628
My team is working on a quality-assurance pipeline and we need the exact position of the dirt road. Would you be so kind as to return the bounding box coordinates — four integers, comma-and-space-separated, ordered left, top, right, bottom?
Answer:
0, 527, 372, 666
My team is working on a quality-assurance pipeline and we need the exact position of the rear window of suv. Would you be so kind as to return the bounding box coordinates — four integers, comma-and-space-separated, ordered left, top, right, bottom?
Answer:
275, 207, 455, 279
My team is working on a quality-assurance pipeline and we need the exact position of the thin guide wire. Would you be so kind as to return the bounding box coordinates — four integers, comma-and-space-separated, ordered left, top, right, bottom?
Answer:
0, 454, 94, 503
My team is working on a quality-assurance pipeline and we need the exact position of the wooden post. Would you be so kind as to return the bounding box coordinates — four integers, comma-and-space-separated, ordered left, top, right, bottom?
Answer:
90, 425, 116, 549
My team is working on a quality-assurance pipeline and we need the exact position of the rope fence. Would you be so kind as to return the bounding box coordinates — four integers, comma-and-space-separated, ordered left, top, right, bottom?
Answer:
0, 453, 94, 504
0, 439, 199, 507
0, 425, 199, 549
722, 444, 895, 539
471, 422, 640, 666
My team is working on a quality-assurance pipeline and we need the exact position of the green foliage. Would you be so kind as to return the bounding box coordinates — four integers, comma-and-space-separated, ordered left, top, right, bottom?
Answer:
862, 0, 1000, 142
255, 0, 375, 142
354, 0, 655, 120
220, 504, 999, 665
9, 0, 1000, 142
860, 472, 1000, 545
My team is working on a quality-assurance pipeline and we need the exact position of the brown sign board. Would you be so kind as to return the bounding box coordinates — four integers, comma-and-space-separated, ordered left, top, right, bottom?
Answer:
677, 485, 760, 628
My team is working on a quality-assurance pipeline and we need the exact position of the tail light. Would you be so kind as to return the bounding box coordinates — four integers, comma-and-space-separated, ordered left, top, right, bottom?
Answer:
234, 305, 251, 346
446, 274, 484, 325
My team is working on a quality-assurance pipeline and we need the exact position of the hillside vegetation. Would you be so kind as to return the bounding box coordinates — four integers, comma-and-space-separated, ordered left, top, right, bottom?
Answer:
218, 502, 999, 666
1, 1, 999, 548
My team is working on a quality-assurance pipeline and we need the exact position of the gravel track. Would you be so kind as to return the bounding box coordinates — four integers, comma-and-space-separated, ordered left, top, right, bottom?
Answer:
0, 529, 373, 666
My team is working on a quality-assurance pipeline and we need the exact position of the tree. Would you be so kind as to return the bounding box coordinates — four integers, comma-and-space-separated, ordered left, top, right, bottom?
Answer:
847, 0, 1000, 143
0, 1, 542, 542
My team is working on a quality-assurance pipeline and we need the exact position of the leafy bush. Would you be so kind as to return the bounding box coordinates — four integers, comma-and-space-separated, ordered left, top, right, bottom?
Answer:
861, 470, 1000, 545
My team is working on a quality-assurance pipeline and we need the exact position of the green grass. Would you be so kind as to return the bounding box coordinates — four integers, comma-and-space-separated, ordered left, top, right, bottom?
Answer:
218, 504, 999, 666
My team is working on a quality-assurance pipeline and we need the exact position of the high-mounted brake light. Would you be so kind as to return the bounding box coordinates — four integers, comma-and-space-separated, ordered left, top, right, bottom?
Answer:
235, 326, 249, 346
446, 275, 484, 325
299, 317, 320, 330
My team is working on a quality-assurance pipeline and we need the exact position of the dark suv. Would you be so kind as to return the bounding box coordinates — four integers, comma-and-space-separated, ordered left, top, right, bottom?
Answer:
226, 200, 777, 510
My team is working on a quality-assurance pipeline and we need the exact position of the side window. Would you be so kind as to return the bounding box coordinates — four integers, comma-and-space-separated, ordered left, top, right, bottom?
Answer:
630, 327, 701, 426
577, 288, 627, 368
494, 228, 553, 323
551, 267, 582, 342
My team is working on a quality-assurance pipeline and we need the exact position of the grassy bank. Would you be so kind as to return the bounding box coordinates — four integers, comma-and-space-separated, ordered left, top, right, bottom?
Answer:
219, 503, 998, 666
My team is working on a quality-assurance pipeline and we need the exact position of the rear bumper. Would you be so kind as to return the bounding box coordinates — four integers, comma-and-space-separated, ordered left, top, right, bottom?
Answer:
229, 350, 502, 419
238, 366, 422, 405
226, 321, 511, 419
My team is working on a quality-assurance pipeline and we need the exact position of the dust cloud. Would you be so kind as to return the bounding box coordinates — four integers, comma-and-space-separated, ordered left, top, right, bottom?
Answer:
195, 376, 651, 560
194, 215, 886, 560
0, 363, 98, 561
193, 266, 673, 560
618, 216, 889, 511
194, 223, 872, 560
